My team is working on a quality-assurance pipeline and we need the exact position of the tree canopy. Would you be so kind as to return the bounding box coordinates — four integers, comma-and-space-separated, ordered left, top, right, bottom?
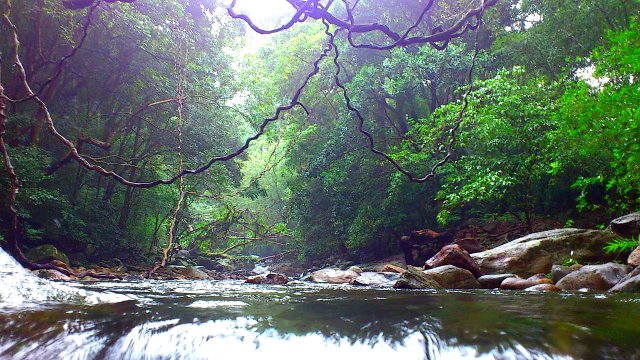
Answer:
1, 0, 638, 269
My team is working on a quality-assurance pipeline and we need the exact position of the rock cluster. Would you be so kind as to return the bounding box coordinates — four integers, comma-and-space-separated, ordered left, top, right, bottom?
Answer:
15, 214, 640, 294
290, 213, 640, 293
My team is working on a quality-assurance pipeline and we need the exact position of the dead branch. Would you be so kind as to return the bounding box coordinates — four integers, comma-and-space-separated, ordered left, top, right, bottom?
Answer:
227, 0, 496, 49
324, 4, 485, 183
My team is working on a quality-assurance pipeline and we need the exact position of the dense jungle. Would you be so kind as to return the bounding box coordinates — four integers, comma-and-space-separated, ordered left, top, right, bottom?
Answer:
0, 0, 639, 358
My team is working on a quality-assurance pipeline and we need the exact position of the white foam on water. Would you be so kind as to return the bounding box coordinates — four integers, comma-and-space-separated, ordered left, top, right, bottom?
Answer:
0, 249, 131, 307
188, 300, 248, 308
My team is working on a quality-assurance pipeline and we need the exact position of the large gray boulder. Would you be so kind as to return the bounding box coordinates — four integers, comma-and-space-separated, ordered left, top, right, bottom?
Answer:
423, 265, 480, 289
393, 266, 443, 290
610, 212, 640, 238
610, 267, 640, 293
556, 263, 631, 291
471, 229, 617, 277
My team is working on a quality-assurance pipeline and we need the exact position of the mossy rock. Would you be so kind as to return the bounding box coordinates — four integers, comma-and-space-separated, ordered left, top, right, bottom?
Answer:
25, 245, 70, 266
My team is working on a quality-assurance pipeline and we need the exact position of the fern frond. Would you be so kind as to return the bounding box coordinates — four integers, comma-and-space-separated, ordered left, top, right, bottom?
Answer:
603, 236, 639, 255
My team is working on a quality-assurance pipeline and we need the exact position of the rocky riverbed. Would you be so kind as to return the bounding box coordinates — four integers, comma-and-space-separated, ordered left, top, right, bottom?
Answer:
2, 213, 640, 360
232, 213, 640, 294
12, 213, 640, 295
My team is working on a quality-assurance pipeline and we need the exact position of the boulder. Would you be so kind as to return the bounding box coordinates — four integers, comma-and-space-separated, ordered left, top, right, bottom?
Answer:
25, 245, 70, 266
550, 265, 571, 283
268, 261, 306, 276
356, 254, 407, 272
425, 244, 482, 277
382, 264, 407, 274
33, 269, 72, 281
51, 259, 73, 272
527, 273, 550, 281
454, 238, 483, 254
610, 267, 640, 293
610, 213, 640, 238
556, 263, 631, 291
172, 266, 209, 280
246, 273, 289, 285
471, 229, 618, 277
525, 284, 561, 292
551, 264, 583, 283
309, 268, 360, 284
500, 276, 553, 290
423, 265, 480, 289
628, 246, 640, 267
169, 258, 190, 267
350, 272, 400, 287
175, 250, 191, 260
477, 274, 517, 289
399, 229, 454, 266
393, 266, 444, 290
196, 256, 234, 272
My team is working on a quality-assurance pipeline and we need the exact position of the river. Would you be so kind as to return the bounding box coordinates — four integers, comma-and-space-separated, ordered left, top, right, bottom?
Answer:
1, 278, 640, 360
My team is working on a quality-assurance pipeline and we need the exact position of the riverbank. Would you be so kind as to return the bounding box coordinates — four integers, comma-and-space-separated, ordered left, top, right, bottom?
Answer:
13, 213, 639, 295
3, 223, 640, 359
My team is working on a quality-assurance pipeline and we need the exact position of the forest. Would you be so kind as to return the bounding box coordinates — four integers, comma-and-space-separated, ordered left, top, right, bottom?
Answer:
0, 0, 638, 272
1, 1, 640, 358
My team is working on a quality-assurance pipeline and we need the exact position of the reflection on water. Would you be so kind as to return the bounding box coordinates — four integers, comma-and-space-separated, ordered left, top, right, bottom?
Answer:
1, 280, 640, 360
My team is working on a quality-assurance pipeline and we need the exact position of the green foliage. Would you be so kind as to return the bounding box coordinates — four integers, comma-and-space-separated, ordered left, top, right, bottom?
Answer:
1, 0, 245, 262
603, 236, 639, 255
0, 146, 85, 244
396, 67, 560, 227
562, 257, 579, 267
490, 0, 636, 78
552, 22, 640, 213
1, 0, 638, 266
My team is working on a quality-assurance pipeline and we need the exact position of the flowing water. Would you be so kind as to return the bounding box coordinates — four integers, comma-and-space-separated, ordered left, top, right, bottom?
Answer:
1, 278, 640, 360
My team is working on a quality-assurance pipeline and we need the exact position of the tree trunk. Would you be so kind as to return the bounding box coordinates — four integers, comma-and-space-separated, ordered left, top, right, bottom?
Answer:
116, 120, 142, 235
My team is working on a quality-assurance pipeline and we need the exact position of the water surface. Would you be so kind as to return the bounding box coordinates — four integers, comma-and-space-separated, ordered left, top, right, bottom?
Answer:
1, 280, 639, 360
